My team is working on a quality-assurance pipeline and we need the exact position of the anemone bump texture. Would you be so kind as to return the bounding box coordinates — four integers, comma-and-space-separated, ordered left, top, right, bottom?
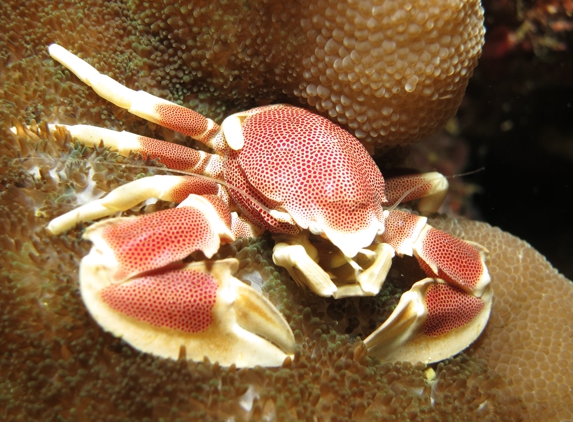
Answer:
1, 1, 573, 421
1, 0, 484, 153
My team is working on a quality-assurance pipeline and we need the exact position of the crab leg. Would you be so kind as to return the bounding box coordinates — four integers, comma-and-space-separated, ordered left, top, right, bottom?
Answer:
49, 124, 223, 176
49, 44, 224, 150
380, 209, 490, 295
47, 175, 222, 234
385, 172, 449, 215
47, 171, 263, 239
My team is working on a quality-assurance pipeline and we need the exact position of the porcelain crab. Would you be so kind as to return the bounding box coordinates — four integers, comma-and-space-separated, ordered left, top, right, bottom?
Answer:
41, 44, 492, 368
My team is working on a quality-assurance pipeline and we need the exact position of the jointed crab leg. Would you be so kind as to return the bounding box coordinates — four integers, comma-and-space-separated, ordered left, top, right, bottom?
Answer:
49, 124, 223, 175
380, 209, 490, 295
47, 172, 263, 239
47, 175, 222, 234
49, 44, 222, 149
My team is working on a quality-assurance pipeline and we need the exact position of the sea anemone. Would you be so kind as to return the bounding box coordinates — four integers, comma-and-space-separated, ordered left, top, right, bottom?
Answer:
1, 0, 572, 421
1, 0, 484, 153
0, 125, 527, 419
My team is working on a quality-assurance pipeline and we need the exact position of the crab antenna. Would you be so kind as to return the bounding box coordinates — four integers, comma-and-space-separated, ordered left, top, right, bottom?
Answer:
447, 167, 485, 179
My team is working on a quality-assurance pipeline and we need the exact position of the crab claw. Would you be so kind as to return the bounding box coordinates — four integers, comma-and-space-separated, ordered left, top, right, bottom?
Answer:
381, 210, 491, 296
81, 196, 234, 283
80, 253, 295, 367
77, 198, 294, 367
364, 278, 493, 364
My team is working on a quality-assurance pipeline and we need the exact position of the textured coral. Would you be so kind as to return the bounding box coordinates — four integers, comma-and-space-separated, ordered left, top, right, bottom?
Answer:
293, 0, 484, 149
1, 0, 484, 152
127, 0, 485, 151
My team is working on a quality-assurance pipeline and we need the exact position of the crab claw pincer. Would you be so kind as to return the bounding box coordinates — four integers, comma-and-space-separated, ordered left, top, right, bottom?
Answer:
78, 200, 295, 368
364, 212, 493, 364
363, 278, 493, 364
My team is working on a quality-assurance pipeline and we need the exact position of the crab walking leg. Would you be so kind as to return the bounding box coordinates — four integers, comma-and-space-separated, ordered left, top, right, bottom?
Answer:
273, 239, 339, 297
363, 278, 493, 364
48, 44, 222, 148
81, 195, 234, 283
47, 175, 222, 234
379, 209, 491, 296
80, 257, 295, 367
48, 124, 223, 175
384, 172, 449, 215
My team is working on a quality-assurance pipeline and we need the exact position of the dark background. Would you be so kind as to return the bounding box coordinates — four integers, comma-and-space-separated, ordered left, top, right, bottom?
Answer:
459, 0, 573, 279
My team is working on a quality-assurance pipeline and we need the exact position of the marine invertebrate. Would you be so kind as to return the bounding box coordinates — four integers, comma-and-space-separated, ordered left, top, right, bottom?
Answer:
39, 44, 491, 368
1, 0, 571, 420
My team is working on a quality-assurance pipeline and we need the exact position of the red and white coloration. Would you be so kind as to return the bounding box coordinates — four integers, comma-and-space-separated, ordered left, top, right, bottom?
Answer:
80, 256, 294, 366
42, 44, 492, 367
